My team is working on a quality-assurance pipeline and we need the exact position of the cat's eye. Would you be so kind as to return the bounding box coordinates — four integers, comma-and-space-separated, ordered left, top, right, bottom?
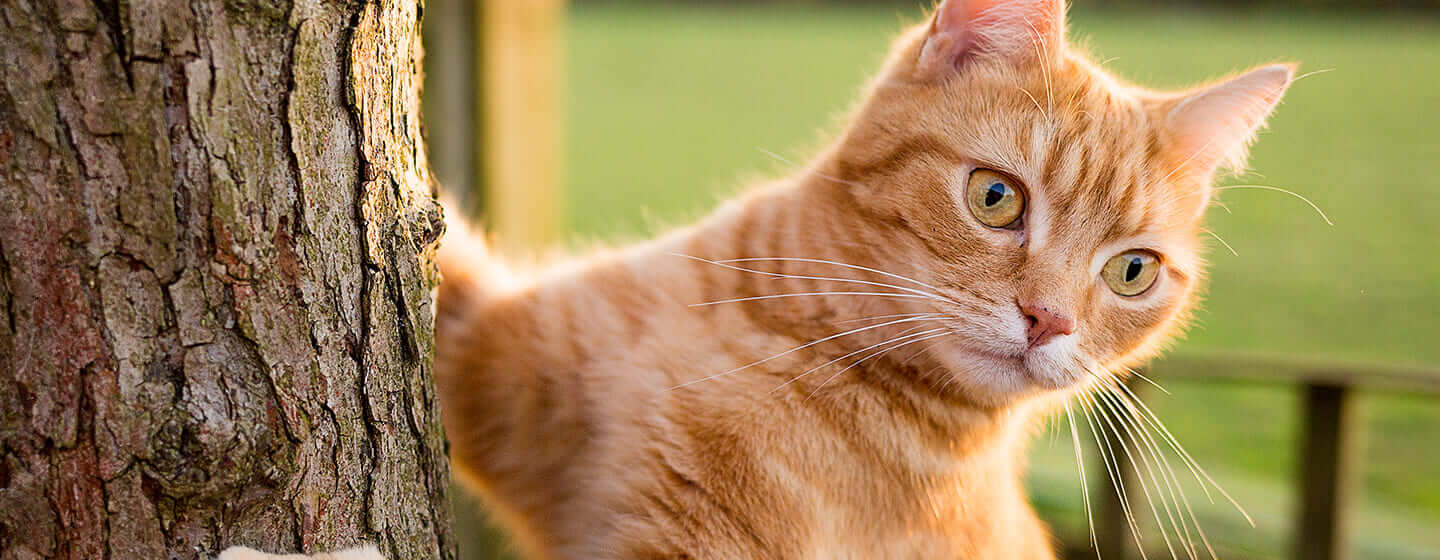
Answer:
1102, 250, 1161, 296
965, 169, 1025, 228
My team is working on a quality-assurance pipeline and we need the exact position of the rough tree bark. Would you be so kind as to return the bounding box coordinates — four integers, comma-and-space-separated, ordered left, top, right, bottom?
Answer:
0, 0, 454, 558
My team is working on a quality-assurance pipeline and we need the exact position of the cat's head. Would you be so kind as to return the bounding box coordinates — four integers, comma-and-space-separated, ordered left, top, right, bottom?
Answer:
827, 0, 1292, 406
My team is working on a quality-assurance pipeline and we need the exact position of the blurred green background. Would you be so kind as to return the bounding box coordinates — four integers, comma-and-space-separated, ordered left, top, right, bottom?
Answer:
438, 1, 1440, 558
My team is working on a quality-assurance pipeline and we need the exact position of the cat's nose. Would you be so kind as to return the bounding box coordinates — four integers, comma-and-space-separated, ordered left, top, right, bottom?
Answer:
1019, 301, 1075, 349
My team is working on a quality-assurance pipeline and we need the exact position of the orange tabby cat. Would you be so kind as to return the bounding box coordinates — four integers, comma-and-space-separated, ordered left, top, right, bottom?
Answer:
432, 0, 1293, 557
226, 0, 1293, 558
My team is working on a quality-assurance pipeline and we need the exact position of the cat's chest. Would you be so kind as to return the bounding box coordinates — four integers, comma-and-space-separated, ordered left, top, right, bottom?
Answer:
798, 484, 1035, 559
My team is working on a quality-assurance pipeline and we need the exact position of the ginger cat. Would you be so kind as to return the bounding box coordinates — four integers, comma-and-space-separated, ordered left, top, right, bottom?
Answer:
224, 0, 1294, 558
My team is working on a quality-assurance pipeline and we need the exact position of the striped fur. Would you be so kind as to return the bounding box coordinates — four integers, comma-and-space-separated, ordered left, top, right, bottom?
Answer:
434, 1, 1293, 558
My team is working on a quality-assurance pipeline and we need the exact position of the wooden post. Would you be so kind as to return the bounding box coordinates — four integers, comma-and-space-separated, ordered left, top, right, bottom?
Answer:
1295, 383, 1362, 560
421, 0, 479, 200
420, 1, 565, 558
479, 0, 565, 250
1095, 380, 1144, 560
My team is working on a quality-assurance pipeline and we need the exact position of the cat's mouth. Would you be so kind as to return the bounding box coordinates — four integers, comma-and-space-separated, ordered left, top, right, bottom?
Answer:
1019, 345, 1088, 391
942, 337, 1087, 393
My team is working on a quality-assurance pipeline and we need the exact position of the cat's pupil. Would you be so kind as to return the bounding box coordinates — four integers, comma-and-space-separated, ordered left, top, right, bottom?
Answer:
984, 184, 1006, 206
1125, 258, 1143, 282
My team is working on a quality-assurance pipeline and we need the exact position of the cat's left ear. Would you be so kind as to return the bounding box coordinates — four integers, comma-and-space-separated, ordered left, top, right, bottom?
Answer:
916, 0, 1066, 80
1162, 64, 1296, 176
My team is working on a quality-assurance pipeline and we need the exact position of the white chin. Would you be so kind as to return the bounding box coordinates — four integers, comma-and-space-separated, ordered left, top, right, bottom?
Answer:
1022, 340, 1085, 390
935, 342, 1084, 403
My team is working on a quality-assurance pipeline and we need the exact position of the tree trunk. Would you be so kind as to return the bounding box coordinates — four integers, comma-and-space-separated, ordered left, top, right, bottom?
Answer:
0, 0, 454, 558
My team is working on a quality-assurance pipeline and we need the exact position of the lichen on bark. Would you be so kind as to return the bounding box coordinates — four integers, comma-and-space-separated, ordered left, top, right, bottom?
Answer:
0, 0, 454, 558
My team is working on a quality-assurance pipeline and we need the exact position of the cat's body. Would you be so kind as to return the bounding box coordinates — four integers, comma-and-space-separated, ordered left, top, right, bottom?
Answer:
222, 0, 1294, 558
436, 183, 1059, 559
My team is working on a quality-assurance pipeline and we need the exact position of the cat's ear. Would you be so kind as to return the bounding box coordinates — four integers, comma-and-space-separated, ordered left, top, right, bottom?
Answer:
915, 0, 1066, 80
1163, 64, 1295, 176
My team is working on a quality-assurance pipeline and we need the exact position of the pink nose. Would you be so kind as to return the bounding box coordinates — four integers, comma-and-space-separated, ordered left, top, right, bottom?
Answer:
1019, 301, 1075, 349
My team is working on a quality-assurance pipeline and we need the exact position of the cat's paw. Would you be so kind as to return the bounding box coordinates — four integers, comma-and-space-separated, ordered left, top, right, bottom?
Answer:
216, 545, 384, 560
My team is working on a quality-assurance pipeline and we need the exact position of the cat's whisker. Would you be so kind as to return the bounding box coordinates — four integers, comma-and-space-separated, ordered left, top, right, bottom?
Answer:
674, 254, 960, 306
836, 312, 942, 325
1019, 18, 1056, 119
756, 148, 871, 190
669, 315, 942, 391
898, 336, 953, 368
1112, 381, 1255, 527
1109, 381, 1214, 507
1215, 184, 1334, 226
774, 327, 947, 394
1100, 382, 1219, 560
1292, 67, 1336, 83
1018, 86, 1047, 116
1124, 367, 1172, 396
770, 326, 948, 393
711, 257, 953, 298
1075, 392, 1151, 560
1062, 399, 1101, 554
1079, 388, 1181, 560
805, 330, 954, 400
1077, 391, 1146, 553
1159, 138, 1216, 186
1203, 231, 1239, 257
689, 291, 933, 308
1086, 375, 1195, 559
1104, 380, 1217, 560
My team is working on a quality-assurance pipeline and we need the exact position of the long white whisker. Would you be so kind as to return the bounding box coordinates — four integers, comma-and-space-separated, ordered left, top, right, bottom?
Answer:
690, 291, 933, 307
1087, 378, 1193, 559
712, 257, 952, 296
899, 336, 953, 369
1111, 381, 1214, 505
1159, 137, 1216, 186
1114, 381, 1255, 526
771, 327, 948, 393
1081, 389, 1180, 560
673, 254, 959, 305
1204, 231, 1239, 258
1063, 399, 1100, 555
805, 331, 952, 400
1094, 383, 1196, 555
1215, 184, 1333, 226
669, 315, 941, 391
836, 312, 939, 325
1125, 368, 1172, 396
1076, 394, 1150, 560
757, 148, 870, 189
1102, 384, 1219, 560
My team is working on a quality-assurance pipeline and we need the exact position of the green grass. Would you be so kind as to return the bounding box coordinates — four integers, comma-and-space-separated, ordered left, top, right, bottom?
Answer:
563, 3, 1440, 557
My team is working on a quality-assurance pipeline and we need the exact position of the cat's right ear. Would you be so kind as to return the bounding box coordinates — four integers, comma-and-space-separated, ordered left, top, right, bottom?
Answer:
915, 0, 1066, 80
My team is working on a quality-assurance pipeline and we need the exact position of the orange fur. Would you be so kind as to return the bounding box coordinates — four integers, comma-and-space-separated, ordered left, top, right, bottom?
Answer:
434, 1, 1293, 558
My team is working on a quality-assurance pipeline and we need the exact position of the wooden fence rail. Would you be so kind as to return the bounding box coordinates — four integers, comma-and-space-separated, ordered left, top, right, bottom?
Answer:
1093, 353, 1440, 560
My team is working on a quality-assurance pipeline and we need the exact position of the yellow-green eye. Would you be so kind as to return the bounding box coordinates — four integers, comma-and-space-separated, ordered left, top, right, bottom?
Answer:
1102, 250, 1162, 296
966, 169, 1024, 228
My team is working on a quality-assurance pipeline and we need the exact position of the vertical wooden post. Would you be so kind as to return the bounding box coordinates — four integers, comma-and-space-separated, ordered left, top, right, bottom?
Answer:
479, 0, 565, 250
1096, 379, 1145, 560
422, 2, 564, 558
421, 0, 478, 200
1295, 383, 1362, 560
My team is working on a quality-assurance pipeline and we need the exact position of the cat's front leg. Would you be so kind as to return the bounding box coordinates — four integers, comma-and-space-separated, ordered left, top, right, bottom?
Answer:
215, 545, 384, 560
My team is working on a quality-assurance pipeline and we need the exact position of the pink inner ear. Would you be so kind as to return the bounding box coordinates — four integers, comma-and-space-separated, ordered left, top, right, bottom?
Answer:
1166, 64, 1294, 175
936, 0, 1039, 33
920, 0, 1065, 78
